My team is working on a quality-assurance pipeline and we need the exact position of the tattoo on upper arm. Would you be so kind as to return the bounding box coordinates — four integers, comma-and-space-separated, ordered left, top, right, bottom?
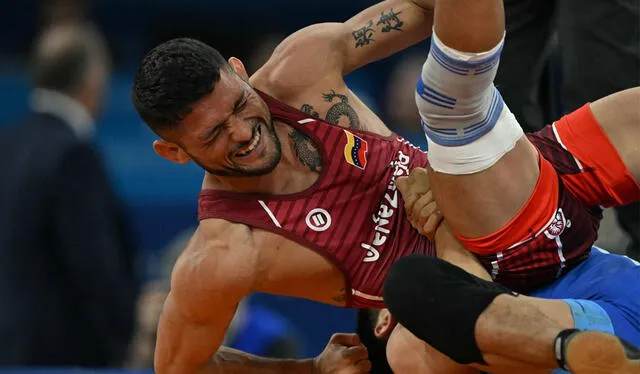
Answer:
352, 8, 404, 48
353, 20, 375, 47
378, 9, 404, 32
300, 90, 361, 130
289, 129, 322, 173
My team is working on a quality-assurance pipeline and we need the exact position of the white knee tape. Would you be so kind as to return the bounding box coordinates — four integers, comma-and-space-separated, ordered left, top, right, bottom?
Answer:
426, 105, 524, 175
416, 30, 525, 174
416, 31, 507, 147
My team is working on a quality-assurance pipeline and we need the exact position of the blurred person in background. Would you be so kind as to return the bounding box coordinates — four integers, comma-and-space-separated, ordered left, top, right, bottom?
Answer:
495, 0, 640, 259
0, 22, 138, 367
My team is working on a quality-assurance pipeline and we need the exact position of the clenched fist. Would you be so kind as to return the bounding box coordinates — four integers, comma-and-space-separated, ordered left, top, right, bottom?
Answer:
396, 167, 443, 241
313, 333, 371, 374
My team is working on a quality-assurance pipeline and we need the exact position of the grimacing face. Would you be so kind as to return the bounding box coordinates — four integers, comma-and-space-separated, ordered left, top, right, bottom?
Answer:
168, 69, 282, 177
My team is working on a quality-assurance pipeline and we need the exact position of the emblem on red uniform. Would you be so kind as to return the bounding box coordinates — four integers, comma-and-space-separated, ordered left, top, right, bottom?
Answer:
343, 130, 368, 169
544, 208, 572, 239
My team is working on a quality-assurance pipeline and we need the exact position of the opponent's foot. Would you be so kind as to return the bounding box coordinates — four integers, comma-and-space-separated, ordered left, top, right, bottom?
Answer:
557, 329, 640, 374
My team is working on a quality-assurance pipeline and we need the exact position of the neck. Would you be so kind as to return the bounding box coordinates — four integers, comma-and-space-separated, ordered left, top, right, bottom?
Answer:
203, 121, 316, 194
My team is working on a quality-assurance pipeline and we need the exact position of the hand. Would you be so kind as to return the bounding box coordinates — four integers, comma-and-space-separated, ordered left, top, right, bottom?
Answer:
313, 333, 371, 374
396, 167, 443, 241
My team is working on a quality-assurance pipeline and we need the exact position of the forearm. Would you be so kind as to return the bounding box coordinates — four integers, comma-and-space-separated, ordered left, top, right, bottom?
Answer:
213, 347, 315, 374
160, 348, 315, 374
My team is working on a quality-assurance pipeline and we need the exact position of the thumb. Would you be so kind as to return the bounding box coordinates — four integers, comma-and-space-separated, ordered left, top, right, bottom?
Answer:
396, 176, 409, 196
329, 333, 361, 347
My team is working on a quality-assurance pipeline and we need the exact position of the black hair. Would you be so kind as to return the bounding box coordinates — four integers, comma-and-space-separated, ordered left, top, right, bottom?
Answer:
356, 309, 393, 374
132, 38, 229, 133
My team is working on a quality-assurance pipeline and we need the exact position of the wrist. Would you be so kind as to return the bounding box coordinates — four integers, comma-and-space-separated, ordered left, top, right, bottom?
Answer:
303, 358, 318, 374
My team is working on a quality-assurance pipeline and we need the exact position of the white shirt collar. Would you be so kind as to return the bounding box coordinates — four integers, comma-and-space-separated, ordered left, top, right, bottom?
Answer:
30, 88, 95, 139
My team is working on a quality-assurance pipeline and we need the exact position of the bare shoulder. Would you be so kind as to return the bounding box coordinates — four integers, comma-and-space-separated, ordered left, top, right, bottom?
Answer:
252, 39, 388, 134
252, 22, 345, 97
170, 219, 265, 319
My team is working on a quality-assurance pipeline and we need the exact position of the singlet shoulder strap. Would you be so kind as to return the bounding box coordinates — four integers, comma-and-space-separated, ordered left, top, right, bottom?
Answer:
256, 89, 318, 130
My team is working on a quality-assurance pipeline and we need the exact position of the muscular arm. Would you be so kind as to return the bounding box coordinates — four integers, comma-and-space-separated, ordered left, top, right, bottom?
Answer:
417, 0, 540, 238
263, 0, 434, 84
155, 225, 314, 374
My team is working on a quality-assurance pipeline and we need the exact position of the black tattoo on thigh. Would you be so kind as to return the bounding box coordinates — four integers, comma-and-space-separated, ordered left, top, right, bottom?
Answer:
289, 129, 321, 173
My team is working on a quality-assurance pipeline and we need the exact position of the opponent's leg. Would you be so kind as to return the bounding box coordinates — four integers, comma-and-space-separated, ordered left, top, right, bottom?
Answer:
416, 0, 541, 238
383, 255, 640, 373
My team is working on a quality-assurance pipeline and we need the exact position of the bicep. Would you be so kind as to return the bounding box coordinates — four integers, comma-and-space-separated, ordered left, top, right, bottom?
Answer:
341, 0, 434, 74
267, 0, 433, 81
155, 226, 256, 374
155, 292, 238, 374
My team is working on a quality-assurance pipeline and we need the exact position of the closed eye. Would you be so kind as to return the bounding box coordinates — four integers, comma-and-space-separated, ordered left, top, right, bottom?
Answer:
233, 93, 249, 114
201, 124, 224, 148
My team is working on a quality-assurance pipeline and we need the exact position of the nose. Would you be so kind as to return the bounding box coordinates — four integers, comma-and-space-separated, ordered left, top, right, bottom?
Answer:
227, 118, 254, 143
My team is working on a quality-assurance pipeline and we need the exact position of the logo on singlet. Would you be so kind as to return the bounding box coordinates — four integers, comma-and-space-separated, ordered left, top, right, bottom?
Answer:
343, 130, 369, 169
360, 151, 411, 263
305, 208, 332, 232
543, 208, 572, 239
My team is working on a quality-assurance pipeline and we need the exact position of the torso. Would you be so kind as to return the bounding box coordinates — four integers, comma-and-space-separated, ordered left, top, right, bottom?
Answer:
197, 67, 435, 308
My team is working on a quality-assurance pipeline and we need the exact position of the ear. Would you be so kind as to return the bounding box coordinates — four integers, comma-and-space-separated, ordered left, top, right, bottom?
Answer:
374, 309, 398, 339
228, 57, 249, 80
152, 140, 191, 164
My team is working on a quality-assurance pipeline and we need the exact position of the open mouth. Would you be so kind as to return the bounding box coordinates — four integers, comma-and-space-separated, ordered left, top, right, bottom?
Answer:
235, 124, 262, 158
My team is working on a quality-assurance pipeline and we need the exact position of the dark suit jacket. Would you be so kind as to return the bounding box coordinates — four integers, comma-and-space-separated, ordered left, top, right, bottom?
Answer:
0, 112, 138, 367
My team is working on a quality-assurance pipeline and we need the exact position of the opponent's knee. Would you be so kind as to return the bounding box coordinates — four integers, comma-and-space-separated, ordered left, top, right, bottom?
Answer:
416, 31, 524, 174
383, 255, 515, 365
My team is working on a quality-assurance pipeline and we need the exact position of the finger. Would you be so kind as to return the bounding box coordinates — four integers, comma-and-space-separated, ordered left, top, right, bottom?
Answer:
412, 190, 434, 215
330, 333, 360, 346
396, 176, 409, 196
423, 211, 444, 241
417, 200, 438, 232
399, 188, 420, 216
409, 167, 430, 188
343, 345, 369, 362
354, 359, 372, 373
407, 191, 433, 229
